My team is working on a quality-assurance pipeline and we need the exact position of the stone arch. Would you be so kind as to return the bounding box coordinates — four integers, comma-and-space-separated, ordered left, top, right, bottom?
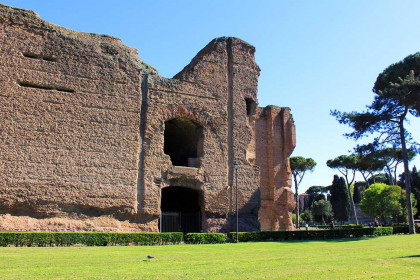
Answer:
160, 105, 212, 127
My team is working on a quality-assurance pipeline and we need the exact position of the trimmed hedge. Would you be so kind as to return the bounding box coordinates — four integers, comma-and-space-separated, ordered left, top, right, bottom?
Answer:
316, 224, 364, 229
393, 224, 420, 234
230, 227, 393, 242
0, 232, 183, 247
0, 226, 405, 246
184, 233, 227, 244
338, 224, 365, 229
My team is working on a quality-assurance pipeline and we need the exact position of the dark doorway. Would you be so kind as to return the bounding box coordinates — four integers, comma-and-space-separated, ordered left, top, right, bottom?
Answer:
164, 118, 203, 167
160, 187, 201, 233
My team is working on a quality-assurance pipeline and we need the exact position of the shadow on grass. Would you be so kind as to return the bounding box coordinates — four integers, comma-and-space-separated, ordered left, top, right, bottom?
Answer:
397, 255, 420, 258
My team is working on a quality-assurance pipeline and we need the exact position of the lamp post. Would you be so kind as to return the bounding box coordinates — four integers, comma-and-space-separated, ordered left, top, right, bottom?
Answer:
234, 162, 240, 243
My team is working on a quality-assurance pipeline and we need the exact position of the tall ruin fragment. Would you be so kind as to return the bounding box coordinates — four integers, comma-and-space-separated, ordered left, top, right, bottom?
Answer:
0, 4, 296, 232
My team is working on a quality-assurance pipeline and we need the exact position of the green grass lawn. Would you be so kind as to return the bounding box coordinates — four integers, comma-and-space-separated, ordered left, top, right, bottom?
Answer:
0, 235, 419, 279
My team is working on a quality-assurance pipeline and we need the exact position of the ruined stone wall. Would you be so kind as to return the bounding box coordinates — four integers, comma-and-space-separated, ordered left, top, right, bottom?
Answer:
141, 38, 261, 232
255, 106, 296, 231
0, 4, 156, 231
0, 4, 295, 232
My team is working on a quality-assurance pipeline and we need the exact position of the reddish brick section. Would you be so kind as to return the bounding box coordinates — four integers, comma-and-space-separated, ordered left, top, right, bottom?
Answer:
0, 4, 295, 232
256, 106, 296, 231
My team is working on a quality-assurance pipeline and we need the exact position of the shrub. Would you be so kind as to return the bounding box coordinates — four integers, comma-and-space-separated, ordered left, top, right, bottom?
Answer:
393, 224, 420, 234
393, 225, 410, 234
230, 227, 393, 242
340, 224, 364, 229
300, 209, 313, 224
184, 233, 227, 244
316, 224, 364, 229
0, 232, 183, 247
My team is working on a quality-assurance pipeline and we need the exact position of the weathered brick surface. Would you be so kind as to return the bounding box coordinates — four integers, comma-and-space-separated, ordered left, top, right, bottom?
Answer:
0, 4, 295, 232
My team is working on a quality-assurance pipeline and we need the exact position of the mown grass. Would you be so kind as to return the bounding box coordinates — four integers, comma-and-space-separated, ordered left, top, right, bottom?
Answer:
0, 235, 419, 279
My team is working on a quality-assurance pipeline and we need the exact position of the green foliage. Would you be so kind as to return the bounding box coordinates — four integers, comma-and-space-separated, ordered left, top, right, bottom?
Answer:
184, 233, 227, 244
392, 224, 420, 234
290, 157, 317, 195
289, 157, 317, 194
313, 193, 326, 202
290, 156, 317, 226
326, 156, 360, 225
300, 209, 313, 223
339, 224, 364, 228
230, 227, 393, 242
306, 185, 330, 194
361, 183, 392, 222
290, 157, 317, 173
332, 55, 420, 232
411, 167, 420, 218
398, 190, 418, 224
304, 186, 330, 211
372, 148, 417, 185
374, 53, 420, 92
354, 153, 387, 184
312, 200, 333, 224
0, 232, 183, 247
368, 173, 392, 185
361, 183, 417, 224
353, 183, 363, 204
305, 186, 322, 194
316, 224, 364, 229
330, 175, 350, 222
326, 155, 357, 170
373, 53, 420, 114
400, 166, 420, 218
354, 181, 368, 195
326, 155, 358, 185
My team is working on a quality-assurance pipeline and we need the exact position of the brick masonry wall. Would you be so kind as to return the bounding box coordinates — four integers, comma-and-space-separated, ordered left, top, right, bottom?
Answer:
0, 4, 295, 232
0, 5, 156, 231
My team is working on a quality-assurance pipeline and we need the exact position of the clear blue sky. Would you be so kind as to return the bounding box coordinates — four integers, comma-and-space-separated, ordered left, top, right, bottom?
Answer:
3, 0, 420, 192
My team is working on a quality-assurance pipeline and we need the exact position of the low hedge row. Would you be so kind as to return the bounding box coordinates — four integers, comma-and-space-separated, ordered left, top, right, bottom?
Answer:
0, 227, 399, 246
230, 227, 393, 242
0, 232, 183, 247
393, 224, 420, 234
184, 233, 227, 244
316, 224, 364, 229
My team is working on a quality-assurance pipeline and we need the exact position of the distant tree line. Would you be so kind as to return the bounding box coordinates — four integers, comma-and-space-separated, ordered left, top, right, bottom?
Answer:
291, 50, 420, 233
331, 52, 420, 233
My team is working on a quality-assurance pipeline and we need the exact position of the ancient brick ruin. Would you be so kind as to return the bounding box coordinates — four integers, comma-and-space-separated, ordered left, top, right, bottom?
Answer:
0, 4, 296, 232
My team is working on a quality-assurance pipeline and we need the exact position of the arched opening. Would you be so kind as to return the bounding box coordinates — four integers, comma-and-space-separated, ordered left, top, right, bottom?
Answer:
160, 187, 202, 233
164, 117, 203, 167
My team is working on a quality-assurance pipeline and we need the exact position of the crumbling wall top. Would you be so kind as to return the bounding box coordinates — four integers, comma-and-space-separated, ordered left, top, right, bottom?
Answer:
173, 37, 258, 80
0, 3, 157, 75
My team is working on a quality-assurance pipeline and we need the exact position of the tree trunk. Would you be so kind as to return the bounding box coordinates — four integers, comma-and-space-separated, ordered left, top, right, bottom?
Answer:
347, 184, 359, 225
361, 173, 370, 188
294, 175, 300, 229
381, 216, 386, 226
385, 165, 394, 185
399, 118, 416, 234
345, 177, 359, 225
394, 167, 398, 187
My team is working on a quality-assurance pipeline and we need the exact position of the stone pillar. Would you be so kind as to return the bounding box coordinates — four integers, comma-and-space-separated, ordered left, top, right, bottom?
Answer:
256, 106, 296, 230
